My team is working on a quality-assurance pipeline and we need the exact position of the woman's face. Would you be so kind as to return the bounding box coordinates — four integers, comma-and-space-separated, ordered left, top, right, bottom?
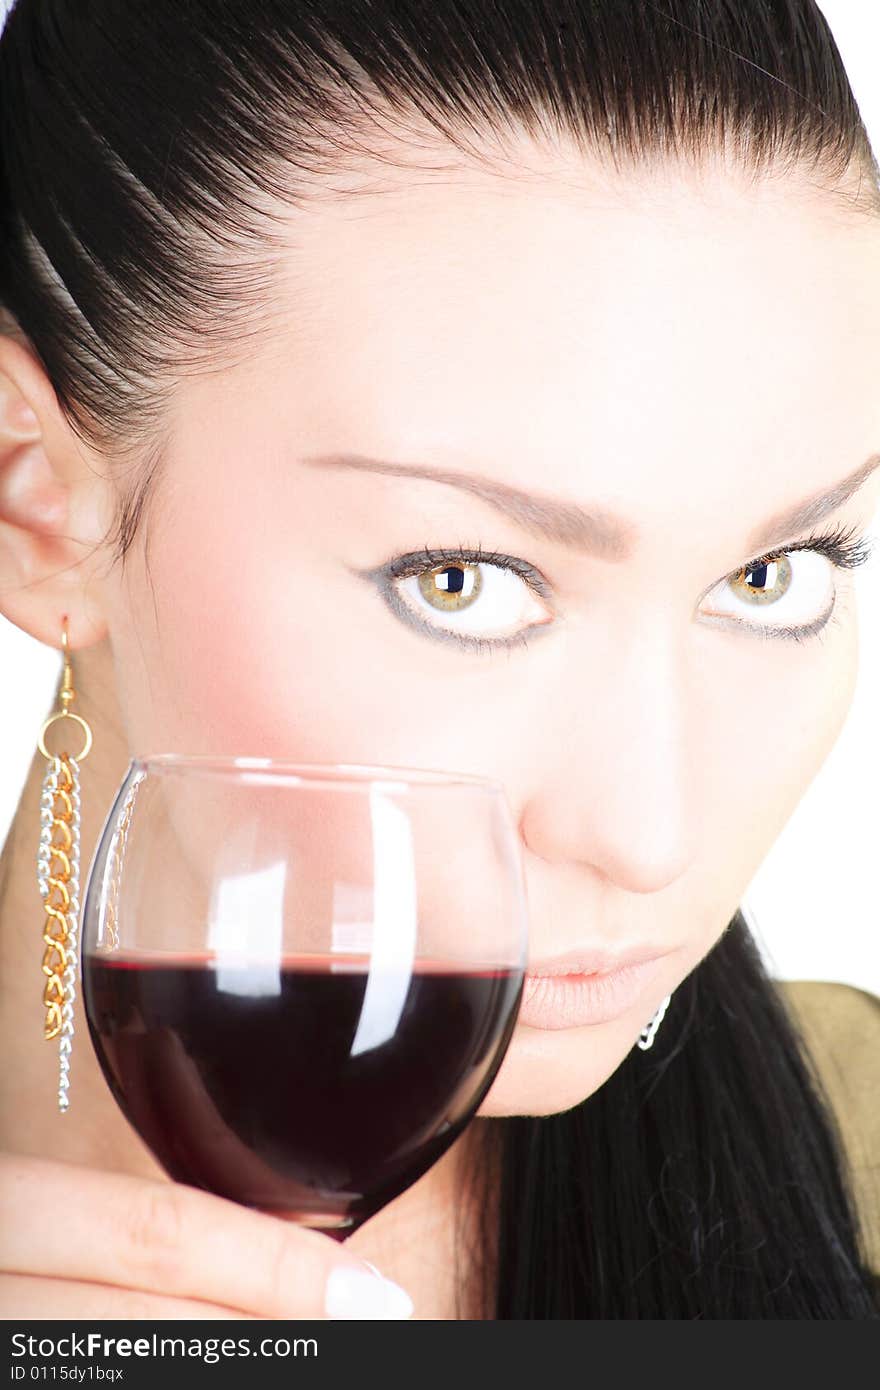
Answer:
94, 153, 880, 1116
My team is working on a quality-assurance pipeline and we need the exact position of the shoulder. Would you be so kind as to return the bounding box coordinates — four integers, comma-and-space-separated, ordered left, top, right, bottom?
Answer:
775, 979, 880, 1115
777, 976, 880, 1057
773, 979, 880, 1276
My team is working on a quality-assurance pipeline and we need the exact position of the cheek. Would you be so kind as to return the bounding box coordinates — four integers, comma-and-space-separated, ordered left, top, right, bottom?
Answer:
709, 619, 859, 886
108, 516, 372, 760
107, 482, 499, 777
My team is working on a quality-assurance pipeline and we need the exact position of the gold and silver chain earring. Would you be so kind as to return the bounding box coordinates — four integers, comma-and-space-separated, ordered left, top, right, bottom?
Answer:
36, 617, 93, 1113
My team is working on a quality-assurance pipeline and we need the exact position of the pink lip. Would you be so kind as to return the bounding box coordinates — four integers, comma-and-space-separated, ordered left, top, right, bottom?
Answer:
526, 943, 673, 978
518, 955, 670, 1030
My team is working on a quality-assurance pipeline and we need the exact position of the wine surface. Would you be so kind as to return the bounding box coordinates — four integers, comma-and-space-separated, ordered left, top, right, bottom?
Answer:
83, 951, 522, 1235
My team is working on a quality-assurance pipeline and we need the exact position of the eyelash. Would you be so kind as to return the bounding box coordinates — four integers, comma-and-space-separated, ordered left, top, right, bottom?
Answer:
382, 521, 876, 656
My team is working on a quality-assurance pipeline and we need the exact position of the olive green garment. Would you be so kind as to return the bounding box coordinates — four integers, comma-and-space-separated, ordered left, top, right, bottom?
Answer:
775, 979, 880, 1281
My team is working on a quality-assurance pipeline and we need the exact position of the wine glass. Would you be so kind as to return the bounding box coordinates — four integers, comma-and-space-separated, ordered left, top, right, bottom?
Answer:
79, 756, 528, 1240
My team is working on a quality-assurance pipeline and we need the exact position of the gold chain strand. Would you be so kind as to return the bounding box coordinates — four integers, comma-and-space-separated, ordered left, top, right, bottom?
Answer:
39, 757, 76, 1040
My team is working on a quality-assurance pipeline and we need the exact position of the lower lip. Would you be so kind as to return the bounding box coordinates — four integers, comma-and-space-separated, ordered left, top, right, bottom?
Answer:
517, 957, 667, 1030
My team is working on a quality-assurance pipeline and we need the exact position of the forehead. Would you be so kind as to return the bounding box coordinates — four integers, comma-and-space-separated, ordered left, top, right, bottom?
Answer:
279, 159, 879, 384
210, 155, 880, 532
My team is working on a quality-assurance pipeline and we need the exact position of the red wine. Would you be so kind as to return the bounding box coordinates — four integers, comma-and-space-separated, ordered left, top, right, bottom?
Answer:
82, 950, 522, 1237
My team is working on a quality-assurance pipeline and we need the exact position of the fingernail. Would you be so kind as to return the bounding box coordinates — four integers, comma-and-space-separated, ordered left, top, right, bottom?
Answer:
325, 1262, 414, 1319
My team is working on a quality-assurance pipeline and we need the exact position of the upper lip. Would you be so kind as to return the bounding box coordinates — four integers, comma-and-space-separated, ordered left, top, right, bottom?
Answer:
526, 943, 674, 978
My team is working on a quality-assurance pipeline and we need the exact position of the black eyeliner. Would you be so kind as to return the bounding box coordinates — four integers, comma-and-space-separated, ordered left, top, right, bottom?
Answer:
349, 545, 552, 655
352, 519, 875, 654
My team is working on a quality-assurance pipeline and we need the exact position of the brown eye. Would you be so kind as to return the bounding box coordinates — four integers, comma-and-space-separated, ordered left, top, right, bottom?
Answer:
417, 561, 483, 612
701, 548, 837, 638
729, 555, 793, 606
388, 552, 551, 651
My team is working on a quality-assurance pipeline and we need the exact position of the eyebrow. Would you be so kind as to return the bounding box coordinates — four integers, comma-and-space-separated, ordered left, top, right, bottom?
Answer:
300, 450, 880, 562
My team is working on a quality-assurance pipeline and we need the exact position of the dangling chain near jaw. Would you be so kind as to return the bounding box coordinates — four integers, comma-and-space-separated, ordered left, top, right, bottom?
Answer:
35, 617, 93, 1114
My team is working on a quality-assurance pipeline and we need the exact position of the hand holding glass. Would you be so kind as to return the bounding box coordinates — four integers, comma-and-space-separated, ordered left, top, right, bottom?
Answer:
80, 758, 528, 1240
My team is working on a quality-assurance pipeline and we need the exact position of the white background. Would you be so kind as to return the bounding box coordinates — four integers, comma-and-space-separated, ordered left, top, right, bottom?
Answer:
1, 1, 878, 994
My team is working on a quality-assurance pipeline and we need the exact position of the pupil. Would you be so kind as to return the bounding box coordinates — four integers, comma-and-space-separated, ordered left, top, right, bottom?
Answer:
747, 562, 769, 589
440, 566, 466, 594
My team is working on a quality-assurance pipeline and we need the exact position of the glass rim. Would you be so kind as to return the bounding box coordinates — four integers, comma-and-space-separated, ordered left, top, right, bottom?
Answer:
130, 754, 506, 794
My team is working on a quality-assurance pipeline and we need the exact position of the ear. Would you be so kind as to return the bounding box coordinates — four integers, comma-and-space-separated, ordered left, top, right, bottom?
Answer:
0, 333, 113, 651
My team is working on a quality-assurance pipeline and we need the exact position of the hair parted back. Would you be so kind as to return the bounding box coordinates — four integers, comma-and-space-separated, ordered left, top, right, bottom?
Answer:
2, 1, 878, 1316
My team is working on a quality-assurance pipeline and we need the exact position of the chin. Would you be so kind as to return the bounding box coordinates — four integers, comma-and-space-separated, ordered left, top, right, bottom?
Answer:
476, 1089, 596, 1119
474, 1022, 632, 1118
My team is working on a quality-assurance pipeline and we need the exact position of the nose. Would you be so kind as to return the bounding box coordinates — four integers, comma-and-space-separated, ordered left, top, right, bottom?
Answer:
518, 617, 697, 894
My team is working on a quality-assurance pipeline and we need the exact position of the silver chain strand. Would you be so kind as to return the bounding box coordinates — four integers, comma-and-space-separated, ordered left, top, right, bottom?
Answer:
36, 757, 60, 900
36, 754, 82, 1112
636, 992, 672, 1051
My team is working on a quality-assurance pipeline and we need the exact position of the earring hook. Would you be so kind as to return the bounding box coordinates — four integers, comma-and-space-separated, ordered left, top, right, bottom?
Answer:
37, 615, 93, 762
60, 616, 74, 709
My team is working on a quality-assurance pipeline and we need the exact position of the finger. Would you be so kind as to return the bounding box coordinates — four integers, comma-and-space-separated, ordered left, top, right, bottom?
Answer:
0, 1155, 412, 1319
0, 1272, 258, 1320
